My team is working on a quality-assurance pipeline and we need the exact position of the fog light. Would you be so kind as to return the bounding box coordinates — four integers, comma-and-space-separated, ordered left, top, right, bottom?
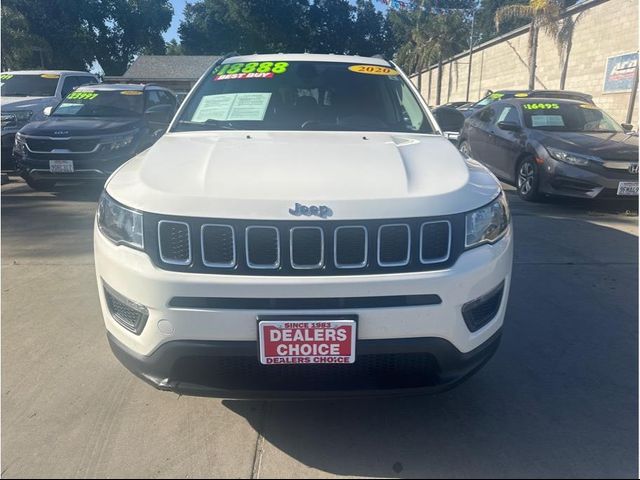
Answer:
462, 281, 505, 332
103, 282, 149, 335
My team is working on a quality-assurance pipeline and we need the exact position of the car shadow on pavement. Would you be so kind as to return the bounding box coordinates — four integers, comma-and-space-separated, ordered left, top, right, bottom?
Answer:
1, 180, 102, 261
222, 215, 638, 478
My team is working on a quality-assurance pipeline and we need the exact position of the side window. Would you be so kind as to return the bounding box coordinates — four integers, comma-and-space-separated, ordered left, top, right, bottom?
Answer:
61, 76, 96, 97
496, 105, 520, 125
478, 107, 496, 123
145, 90, 163, 108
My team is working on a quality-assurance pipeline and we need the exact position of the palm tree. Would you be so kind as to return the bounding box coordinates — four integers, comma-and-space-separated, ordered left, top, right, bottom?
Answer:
393, 5, 468, 105
557, 10, 585, 90
495, 0, 564, 90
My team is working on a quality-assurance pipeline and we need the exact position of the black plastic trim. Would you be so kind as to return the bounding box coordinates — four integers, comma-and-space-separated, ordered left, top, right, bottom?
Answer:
169, 294, 442, 310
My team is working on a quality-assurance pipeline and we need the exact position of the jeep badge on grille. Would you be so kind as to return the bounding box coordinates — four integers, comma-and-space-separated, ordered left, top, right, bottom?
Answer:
289, 203, 333, 218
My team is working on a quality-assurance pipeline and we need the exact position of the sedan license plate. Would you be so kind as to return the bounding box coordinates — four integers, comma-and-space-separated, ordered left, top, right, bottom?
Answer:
617, 181, 638, 196
49, 160, 74, 173
258, 318, 356, 365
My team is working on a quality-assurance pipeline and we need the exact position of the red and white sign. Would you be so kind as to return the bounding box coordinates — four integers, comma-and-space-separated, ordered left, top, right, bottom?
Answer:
258, 319, 356, 365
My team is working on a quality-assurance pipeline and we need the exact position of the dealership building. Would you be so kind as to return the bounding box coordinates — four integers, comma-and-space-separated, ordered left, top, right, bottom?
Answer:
104, 55, 219, 100
411, 0, 639, 125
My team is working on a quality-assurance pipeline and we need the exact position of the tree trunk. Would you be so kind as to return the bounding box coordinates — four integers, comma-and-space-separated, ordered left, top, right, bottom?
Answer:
559, 35, 573, 90
436, 56, 443, 106
528, 24, 538, 90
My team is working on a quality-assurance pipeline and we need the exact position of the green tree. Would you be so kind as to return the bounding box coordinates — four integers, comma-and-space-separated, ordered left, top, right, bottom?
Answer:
165, 39, 184, 55
494, 0, 565, 89
392, 1, 471, 104
1, 5, 51, 70
179, 0, 309, 55
1, 0, 173, 74
350, 0, 388, 57
474, 0, 528, 43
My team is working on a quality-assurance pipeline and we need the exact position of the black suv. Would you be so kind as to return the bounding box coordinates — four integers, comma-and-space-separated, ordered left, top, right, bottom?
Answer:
14, 83, 176, 190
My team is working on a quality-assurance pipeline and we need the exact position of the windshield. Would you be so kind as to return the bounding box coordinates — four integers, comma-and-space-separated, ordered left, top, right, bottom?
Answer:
0, 73, 59, 97
53, 89, 144, 117
173, 61, 434, 133
473, 92, 507, 108
521, 102, 623, 132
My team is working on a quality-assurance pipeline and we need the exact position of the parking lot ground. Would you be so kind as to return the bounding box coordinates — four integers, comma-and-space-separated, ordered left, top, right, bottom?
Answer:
1, 178, 638, 478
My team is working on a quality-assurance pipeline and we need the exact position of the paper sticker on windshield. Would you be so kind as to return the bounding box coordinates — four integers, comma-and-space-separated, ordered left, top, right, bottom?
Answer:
214, 62, 289, 80
40, 74, 60, 79
120, 90, 142, 95
67, 91, 98, 100
192, 93, 271, 122
514, 92, 529, 97
0, 74, 13, 80
523, 103, 560, 110
579, 103, 597, 109
348, 65, 398, 75
489, 93, 504, 99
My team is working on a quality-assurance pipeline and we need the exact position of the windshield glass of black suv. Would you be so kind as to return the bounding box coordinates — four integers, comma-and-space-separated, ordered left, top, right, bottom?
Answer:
174, 61, 434, 133
522, 102, 623, 132
1, 74, 59, 97
53, 90, 144, 117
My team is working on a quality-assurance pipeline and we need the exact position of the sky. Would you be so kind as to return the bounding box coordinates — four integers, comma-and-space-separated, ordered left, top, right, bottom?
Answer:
163, 0, 389, 42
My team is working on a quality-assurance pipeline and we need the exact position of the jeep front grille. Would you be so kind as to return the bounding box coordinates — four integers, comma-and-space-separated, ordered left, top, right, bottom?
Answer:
150, 215, 459, 276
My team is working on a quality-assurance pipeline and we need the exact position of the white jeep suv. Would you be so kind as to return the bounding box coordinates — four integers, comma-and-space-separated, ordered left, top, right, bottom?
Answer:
94, 54, 513, 397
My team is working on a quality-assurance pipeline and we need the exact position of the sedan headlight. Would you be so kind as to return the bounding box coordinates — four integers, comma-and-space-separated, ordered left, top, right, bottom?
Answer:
465, 194, 510, 248
97, 192, 144, 249
547, 147, 598, 166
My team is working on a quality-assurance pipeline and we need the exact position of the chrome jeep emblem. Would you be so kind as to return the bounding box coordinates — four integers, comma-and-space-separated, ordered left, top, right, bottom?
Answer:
289, 203, 333, 218
629, 163, 638, 174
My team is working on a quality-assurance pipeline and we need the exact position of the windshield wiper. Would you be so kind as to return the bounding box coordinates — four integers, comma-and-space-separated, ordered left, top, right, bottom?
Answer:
176, 119, 238, 130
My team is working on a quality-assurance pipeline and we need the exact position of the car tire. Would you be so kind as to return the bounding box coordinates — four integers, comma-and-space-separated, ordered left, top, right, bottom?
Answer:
459, 140, 472, 157
23, 175, 56, 192
516, 157, 541, 202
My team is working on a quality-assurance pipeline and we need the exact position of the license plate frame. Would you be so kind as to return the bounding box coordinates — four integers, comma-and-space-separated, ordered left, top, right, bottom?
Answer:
257, 315, 357, 366
49, 160, 74, 173
617, 181, 638, 196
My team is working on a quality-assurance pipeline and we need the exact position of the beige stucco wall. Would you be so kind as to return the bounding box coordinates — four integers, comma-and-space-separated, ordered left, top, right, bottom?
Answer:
411, 0, 639, 125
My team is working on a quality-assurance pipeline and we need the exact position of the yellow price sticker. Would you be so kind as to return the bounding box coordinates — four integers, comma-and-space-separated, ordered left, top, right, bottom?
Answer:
40, 74, 60, 79
0, 74, 13, 80
120, 90, 143, 95
514, 93, 529, 97
348, 65, 398, 76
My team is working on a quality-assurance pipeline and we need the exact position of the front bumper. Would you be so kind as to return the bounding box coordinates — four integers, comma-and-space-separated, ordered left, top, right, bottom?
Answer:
95, 224, 513, 396
107, 329, 503, 398
539, 157, 638, 199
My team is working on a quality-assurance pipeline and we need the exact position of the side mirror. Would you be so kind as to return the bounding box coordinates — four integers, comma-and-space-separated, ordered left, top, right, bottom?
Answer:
621, 123, 634, 132
433, 106, 465, 133
497, 121, 521, 132
43, 106, 53, 116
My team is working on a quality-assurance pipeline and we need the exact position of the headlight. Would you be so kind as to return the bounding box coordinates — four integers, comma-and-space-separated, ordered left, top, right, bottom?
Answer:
465, 194, 510, 248
108, 134, 135, 151
97, 192, 144, 249
3, 110, 33, 126
547, 147, 598, 166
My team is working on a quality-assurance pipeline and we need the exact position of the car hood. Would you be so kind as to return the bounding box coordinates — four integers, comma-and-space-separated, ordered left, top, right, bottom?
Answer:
19, 116, 143, 137
106, 131, 502, 220
1, 96, 52, 110
536, 131, 638, 160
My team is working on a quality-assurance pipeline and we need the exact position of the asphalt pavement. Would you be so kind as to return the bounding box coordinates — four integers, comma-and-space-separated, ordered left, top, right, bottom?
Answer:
1, 178, 638, 478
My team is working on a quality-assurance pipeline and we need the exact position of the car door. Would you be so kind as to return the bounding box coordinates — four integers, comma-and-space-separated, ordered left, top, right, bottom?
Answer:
491, 103, 526, 181
465, 106, 497, 165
